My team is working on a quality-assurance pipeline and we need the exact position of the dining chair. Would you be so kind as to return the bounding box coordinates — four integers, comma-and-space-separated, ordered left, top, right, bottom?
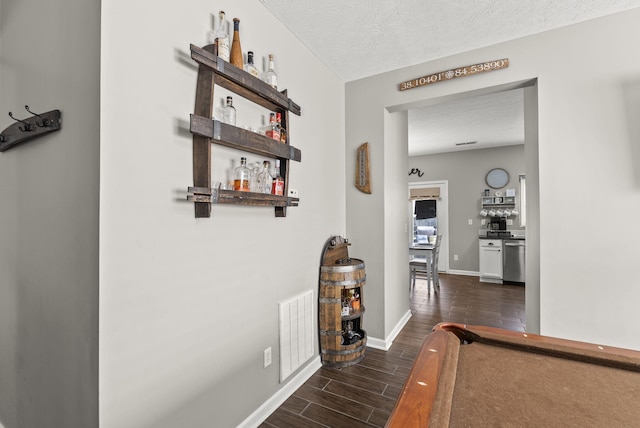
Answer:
410, 234, 442, 293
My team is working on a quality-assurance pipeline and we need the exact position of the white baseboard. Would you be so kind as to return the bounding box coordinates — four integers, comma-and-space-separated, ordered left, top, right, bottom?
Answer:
366, 309, 412, 351
447, 269, 479, 277
237, 356, 322, 428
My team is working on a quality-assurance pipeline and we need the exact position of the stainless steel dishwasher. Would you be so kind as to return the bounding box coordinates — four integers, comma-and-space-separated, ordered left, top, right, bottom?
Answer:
503, 239, 525, 285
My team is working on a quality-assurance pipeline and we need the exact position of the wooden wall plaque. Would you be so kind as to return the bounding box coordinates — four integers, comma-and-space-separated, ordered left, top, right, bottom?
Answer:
355, 143, 371, 194
399, 58, 509, 91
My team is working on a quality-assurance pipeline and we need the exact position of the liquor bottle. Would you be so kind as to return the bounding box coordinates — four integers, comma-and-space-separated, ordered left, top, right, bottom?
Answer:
256, 160, 272, 194
265, 112, 280, 141
223, 96, 236, 125
276, 112, 287, 144
249, 161, 261, 192
209, 11, 230, 62
230, 18, 243, 68
244, 51, 260, 78
233, 157, 251, 192
271, 159, 284, 196
263, 54, 278, 89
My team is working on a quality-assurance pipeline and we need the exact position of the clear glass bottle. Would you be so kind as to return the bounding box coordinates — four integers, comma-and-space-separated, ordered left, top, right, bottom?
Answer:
209, 11, 230, 62
263, 54, 278, 89
233, 157, 250, 192
249, 161, 261, 192
244, 51, 260, 78
223, 96, 236, 125
256, 160, 272, 194
271, 159, 284, 196
230, 18, 243, 68
265, 112, 280, 141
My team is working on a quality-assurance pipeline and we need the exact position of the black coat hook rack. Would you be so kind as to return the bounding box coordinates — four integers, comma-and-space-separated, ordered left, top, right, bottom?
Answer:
0, 106, 62, 152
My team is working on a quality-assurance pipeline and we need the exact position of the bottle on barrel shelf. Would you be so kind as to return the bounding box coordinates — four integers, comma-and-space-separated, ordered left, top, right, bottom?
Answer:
265, 112, 280, 141
263, 54, 278, 89
230, 18, 243, 68
276, 112, 286, 144
256, 160, 272, 194
244, 51, 260, 78
209, 11, 230, 62
223, 96, 236, 125
233, 157, 251, 192
271, 159, 284, 196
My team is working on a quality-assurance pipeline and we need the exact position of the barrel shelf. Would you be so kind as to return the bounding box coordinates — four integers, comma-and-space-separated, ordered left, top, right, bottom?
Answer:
319, 235, 367, 368
342, 307, 365, 321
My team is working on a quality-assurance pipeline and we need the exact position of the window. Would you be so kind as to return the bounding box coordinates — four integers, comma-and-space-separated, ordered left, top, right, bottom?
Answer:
412, 200, 437, 244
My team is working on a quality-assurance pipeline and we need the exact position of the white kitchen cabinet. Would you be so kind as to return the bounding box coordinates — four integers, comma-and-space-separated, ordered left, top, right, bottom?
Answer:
479, 239, 503, 283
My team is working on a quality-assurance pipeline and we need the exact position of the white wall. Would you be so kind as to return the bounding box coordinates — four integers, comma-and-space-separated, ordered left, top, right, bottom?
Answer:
346, 9, 640, 350
100, 1, 345, 427
0, 0, 100, 427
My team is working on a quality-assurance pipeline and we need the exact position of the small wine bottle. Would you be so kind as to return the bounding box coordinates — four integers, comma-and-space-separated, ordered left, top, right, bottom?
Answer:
263, 54, 278, 89
244, 51, 260, 78
265, 113, 280, 141
223, 96, 236, 125
271, 159, 284, 196
233, 157, 250, 192
230, 18, 243, 68
212, 11, 230, 62
276, 112, 286, 144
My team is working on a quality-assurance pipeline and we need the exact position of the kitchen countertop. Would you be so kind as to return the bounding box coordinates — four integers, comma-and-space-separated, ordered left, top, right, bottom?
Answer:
479, 234, 525, 240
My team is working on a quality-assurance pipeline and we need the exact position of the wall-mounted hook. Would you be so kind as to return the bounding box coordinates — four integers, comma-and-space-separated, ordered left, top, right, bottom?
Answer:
8, 112, 32, 132
1, 108, 61, 152
24, 105, 50, 127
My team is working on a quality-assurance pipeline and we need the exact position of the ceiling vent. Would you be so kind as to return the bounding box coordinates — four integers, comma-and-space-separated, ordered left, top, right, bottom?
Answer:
455, 141, 477, 146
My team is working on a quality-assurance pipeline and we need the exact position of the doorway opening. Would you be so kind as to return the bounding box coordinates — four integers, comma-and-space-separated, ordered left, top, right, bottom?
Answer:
408, 180, 449, 273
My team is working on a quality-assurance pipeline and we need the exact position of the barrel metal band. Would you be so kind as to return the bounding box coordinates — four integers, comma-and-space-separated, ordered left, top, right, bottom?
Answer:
319, 329, 342, 336
320, 277, 366, 286
319, 297, 341, 304
321, 344, 366, 355
320, 261, 365, 273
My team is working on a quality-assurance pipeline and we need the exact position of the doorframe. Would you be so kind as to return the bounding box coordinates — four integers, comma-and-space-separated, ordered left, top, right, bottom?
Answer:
408, 180, 449, 273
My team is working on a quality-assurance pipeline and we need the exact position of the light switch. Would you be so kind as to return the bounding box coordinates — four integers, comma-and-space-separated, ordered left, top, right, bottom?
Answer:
468, 219, 473, 225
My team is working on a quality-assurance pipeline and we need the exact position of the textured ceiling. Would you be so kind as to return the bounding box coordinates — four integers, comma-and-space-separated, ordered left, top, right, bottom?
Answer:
260, 0, 640, 82
260, 0, 640, 155
408, 88, 524, 156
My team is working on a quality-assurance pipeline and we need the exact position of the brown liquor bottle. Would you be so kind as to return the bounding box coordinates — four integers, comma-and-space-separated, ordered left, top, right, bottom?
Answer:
230, 18, 243, 68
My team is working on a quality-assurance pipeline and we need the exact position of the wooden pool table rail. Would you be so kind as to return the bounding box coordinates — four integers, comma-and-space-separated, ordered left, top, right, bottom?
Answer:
385, 322, 640, 428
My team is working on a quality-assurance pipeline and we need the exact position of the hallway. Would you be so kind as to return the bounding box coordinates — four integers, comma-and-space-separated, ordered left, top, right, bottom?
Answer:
261, 274, 525, 427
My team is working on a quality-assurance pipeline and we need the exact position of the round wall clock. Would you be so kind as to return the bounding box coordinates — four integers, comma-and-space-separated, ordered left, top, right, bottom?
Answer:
485, 168, 509, 189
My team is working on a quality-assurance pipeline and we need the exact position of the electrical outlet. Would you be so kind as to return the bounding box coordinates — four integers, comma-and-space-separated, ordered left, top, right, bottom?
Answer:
263, 347, 272, 368
468, 219, 473, 225
506, 219, 513, 226
481, 219, 486, 225
454, 254, 459, 261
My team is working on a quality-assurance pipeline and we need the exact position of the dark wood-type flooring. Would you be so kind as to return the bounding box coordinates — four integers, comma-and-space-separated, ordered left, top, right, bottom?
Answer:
260, 273, 525, 428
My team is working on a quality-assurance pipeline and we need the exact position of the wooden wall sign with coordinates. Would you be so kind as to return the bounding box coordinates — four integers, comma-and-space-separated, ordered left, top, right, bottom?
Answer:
356, 142, 371, 194
399, 58, 509, 91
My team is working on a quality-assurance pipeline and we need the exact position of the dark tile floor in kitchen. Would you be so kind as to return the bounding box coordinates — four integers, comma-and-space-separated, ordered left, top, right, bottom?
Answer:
260, 274, 526, 427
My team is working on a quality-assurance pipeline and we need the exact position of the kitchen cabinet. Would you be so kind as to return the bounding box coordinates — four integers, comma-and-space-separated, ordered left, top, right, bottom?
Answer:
479, 239, 503, 283
186, 44, 302, 218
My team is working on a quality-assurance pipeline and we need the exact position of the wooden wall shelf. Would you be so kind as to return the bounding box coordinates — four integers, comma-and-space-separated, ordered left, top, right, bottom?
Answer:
187, 44, 302, 218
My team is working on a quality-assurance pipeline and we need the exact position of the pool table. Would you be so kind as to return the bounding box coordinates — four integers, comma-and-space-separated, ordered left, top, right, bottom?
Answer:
386, 322, 640, 427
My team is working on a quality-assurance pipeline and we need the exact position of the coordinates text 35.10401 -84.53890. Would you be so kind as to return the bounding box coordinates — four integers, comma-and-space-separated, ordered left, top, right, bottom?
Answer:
399, 58, 509, 91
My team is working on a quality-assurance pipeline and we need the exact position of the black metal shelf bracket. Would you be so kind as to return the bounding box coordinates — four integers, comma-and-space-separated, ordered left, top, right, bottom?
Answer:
0, 106, 62, 153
